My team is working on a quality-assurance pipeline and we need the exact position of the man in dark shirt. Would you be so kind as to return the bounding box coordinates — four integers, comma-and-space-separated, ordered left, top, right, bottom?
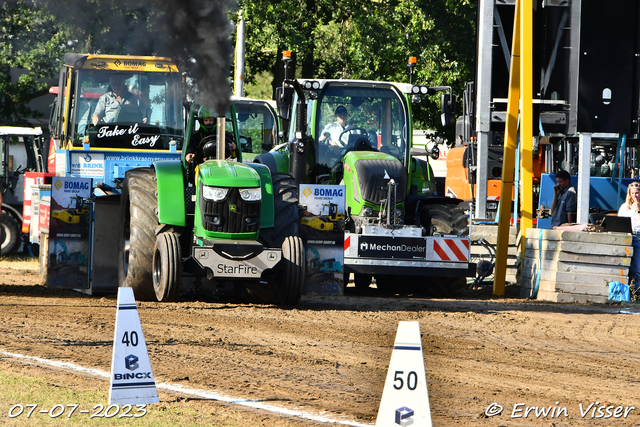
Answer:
550, 169, 577, 227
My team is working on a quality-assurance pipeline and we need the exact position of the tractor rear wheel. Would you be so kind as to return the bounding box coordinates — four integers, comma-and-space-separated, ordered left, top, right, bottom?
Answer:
0, 210, 21, 256
258, 173, 299, 248
118, 167, 158, 301
417, 202, 469, 297
244, 173, 303, 305
418, 203, 468, 236
153, 232, 182, 302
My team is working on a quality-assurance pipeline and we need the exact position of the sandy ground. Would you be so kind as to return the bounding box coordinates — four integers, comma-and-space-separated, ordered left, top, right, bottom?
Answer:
1, 265, 640, 426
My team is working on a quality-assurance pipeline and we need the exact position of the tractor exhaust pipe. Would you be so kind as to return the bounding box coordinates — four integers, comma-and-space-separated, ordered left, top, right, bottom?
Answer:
216, 116, 226, 160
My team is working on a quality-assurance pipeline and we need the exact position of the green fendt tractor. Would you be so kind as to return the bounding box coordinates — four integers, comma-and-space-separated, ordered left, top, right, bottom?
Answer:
254, 53, 474, 296
118, 105, 305, 304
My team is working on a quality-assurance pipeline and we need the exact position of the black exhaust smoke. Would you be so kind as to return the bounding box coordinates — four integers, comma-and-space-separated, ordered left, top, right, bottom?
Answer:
34, 0, 237, 116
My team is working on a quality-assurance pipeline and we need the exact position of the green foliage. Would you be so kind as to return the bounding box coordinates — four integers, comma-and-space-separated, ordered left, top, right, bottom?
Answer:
0, 1, 72, 125
244, 70, 274, 100
3, 0, 476, 136
237, 0, 477, 138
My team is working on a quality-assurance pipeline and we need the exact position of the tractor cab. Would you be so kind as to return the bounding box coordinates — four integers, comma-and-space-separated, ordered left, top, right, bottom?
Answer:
230, 97, 281, 161
285, 80, 410, 185
50, 54, 184, 152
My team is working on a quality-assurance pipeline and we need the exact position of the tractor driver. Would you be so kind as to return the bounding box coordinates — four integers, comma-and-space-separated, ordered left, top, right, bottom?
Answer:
319, 105, 350, 146
185, 105, 237, 164
92, 74, 137, 125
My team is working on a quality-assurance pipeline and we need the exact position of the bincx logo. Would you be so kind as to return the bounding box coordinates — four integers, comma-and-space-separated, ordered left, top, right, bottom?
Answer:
360, 242, 369, 251
395, 406, 414, 426
125, 354, 139, 371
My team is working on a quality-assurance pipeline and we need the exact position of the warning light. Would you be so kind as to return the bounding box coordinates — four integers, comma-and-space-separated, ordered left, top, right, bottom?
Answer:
282, 50, 291, 60
408, 56, 417, 64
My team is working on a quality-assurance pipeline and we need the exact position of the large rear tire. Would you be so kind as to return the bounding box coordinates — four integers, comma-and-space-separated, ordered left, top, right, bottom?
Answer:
258, 173, 299, 248
244, 173, 304, 305
118, 167, 158, 301
417, 202, 469, 297
153, 232, 182, 302
418, 203, 468, 236
0, 210, 21, 256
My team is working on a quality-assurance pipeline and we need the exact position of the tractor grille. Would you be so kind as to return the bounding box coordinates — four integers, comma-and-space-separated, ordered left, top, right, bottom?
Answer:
199, 186, 261, 233
354, 159, 407, 205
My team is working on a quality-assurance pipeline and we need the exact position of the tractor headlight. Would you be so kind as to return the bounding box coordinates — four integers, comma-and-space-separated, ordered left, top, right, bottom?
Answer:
361, 206, 375, 217
239, 188, 262, 201
202, 186, 229, 201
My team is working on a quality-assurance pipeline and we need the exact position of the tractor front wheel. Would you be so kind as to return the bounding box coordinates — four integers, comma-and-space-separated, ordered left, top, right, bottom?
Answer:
0, 210, 21, 256
278, 235, 305, 305
153, 232, 182, 302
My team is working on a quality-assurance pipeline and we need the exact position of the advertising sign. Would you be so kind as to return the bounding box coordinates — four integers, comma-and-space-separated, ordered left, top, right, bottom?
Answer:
70, 152, 105, 177
21, 172, 54, 234
29, 184, 51, 244
357, 235, 428, 259
47, 177, 92, 290
299, 184, 345, 296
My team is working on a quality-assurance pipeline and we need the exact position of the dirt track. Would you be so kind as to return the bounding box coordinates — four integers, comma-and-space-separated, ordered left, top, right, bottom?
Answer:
2, 266, 640, 426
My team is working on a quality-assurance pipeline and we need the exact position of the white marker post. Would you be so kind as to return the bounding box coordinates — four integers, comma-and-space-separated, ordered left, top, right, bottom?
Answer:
108, 287, 159, 405
376, 321, 432, 427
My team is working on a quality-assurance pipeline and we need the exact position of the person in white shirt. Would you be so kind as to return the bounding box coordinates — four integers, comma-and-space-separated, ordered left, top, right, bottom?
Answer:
319, 105, 350, 146
618, 181, 640, 288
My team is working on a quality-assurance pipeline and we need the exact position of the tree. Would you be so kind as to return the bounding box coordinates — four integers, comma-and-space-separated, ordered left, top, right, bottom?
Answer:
0, 1, 72, 125
237, 0, 477, 136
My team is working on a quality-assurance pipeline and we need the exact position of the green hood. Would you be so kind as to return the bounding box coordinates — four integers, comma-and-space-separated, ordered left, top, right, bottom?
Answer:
198, 160, 261, 188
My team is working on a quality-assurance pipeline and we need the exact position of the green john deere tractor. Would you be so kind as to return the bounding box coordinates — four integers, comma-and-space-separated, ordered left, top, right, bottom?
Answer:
118, 104, 305, 304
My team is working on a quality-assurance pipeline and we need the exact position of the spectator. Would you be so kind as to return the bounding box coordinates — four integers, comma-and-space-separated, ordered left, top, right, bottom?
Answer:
550, 169, 576, 227
618, 182, 640, 287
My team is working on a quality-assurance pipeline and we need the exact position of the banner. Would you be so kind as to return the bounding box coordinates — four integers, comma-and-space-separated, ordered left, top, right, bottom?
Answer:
47, 177, 92, 290
299, 184, 345, 296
